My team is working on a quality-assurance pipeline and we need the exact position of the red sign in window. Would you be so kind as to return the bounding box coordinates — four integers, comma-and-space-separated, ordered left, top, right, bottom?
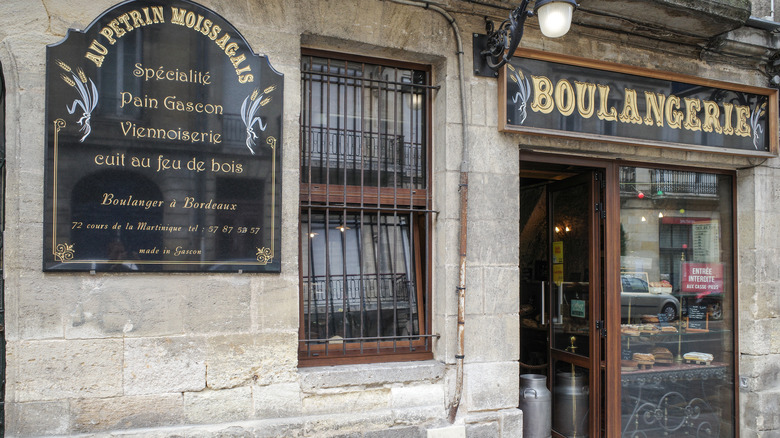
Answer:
681, 262, 723, 295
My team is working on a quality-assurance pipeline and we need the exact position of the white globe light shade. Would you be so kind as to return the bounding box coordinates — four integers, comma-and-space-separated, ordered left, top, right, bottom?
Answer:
537, 1, 575, 38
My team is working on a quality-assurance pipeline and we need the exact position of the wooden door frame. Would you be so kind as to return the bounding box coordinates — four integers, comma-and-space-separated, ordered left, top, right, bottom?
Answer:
520, 151, 621, 437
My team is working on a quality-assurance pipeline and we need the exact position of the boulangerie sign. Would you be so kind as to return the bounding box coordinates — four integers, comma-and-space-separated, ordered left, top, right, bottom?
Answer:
500, 49, 778, 157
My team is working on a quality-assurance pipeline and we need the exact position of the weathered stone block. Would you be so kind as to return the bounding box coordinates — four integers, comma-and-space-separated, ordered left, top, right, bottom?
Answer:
364, 426, 426, 438
5, 401, 70, 437
465, 265, 485, 316
484, 266, 520, 315
254, 382, 303, 418
206, 332, 297, 389
393, 405, 446, 427
468, 218, 519, 265
252, 278, 299, 331
390, 383, 445, 408
124, 336, 206, 395
0, 1, 49, 40
302, 388, 391, 415
467, 127, 520, 176
741, 389, 780, 431
426, 425, 466, 438
464, 362, 519, 412
184, 386, 253, 425
12, 270, 66, 339
11, 339, 123, 401
299, 361, 445, 391
465, 421, 499, 438
70, 394, 183, 433
302, 410, 394, 436
183, 278, 252, 333
65, 279, 185, 338
740, 353, 780, 391
465, 315, 519, 362
499, 408, 523, 437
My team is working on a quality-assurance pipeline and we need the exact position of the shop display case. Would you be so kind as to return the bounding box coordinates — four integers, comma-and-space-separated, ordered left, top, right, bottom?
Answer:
619, 167, 735, 438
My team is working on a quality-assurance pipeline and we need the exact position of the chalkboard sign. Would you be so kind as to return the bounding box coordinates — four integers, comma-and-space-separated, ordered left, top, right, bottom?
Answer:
43, 0, 283, 272
657, 312, 672, 327
622, 349, 633, 360
687, 305, 709, 331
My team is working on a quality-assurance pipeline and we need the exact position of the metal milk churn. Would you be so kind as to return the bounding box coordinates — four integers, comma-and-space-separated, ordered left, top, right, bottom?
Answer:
553, 371, 589, 438
518, 374, 552, 438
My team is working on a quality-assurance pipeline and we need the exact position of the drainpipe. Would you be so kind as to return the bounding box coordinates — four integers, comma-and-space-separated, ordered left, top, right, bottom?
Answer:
385, 0, 470, 423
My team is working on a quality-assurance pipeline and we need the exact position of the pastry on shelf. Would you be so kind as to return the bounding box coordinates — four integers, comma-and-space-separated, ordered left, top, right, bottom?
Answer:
651, 347, 674, 364
632, 352, 655, 369
659, 325, 678, 333
683, 352, 714, 365
638, 324, 660, 334
621, 359, 638, 371
621, 325, 640, 336
640, 315, 660, 323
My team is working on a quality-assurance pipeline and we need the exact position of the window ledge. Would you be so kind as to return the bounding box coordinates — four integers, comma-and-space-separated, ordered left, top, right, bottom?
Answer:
298, 360, 445, 391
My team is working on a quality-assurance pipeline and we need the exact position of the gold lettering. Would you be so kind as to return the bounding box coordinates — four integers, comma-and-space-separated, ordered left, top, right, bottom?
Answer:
117, 13, 133, 32
643, 92, 665, 127
664, 95, 683, 129
128, 10, 146, 28
209, 24, 221, 40
215, 34, 230, 50
734, 105, 751, 137
185, 11, 197, 28
619, 88, 642, 124
151, 6, 164, 23
530, 76, 554, 114
170, 7, 187, 25
85, 40, 107, 67
99, 27, 116, 45
722, 103, 735, 135
596, 84, 617, 121
683, 97, 702, 131
702, 101, 723, 134
575, 81, 596, 119
107, 19, 126, 39
230, 53, 246, 69
554, 79, 575, 116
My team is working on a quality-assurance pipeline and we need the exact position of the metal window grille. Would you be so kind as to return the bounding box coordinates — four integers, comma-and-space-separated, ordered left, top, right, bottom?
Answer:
299, 52, 433, 363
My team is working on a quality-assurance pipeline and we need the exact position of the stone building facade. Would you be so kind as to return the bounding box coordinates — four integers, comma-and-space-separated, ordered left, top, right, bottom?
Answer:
1, 0, 780, 437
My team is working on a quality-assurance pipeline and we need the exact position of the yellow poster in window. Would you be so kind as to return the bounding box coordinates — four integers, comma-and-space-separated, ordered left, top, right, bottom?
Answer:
553, 263, 564, 285
552, 241, 564, 264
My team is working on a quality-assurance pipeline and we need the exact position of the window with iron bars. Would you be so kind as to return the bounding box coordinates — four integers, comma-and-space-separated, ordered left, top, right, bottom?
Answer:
299, 50, 433, 365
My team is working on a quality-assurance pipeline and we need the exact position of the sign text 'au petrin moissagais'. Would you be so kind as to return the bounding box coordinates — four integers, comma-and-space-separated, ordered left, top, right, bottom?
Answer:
44, 0, 283, 272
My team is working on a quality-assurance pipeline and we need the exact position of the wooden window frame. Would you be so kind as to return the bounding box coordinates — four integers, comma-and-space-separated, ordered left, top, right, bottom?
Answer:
298, 50, 433, 366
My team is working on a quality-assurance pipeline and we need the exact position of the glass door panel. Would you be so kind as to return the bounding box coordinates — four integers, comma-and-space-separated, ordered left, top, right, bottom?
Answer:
619, 167, 735, 437
548, 171, 602, 438
550, 179, 591, 356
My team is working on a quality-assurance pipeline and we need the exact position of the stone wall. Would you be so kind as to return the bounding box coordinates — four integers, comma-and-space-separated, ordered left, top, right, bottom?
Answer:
0, 0, 522, 435
0, 0, 779, 436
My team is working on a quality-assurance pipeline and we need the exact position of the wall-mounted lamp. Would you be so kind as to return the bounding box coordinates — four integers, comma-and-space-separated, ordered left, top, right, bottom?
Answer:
473, 0, 578, 76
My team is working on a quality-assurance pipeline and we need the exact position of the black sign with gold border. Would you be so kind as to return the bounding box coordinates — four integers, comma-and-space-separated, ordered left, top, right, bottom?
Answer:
44, 0, 283, 272
500, 49, 778, 157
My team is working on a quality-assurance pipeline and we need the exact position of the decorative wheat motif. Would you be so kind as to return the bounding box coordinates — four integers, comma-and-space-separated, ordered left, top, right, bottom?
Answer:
57, 60, 98, 142
750, 101, 767, 150
508, 64, 531, 125
241, 85, 276, 154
